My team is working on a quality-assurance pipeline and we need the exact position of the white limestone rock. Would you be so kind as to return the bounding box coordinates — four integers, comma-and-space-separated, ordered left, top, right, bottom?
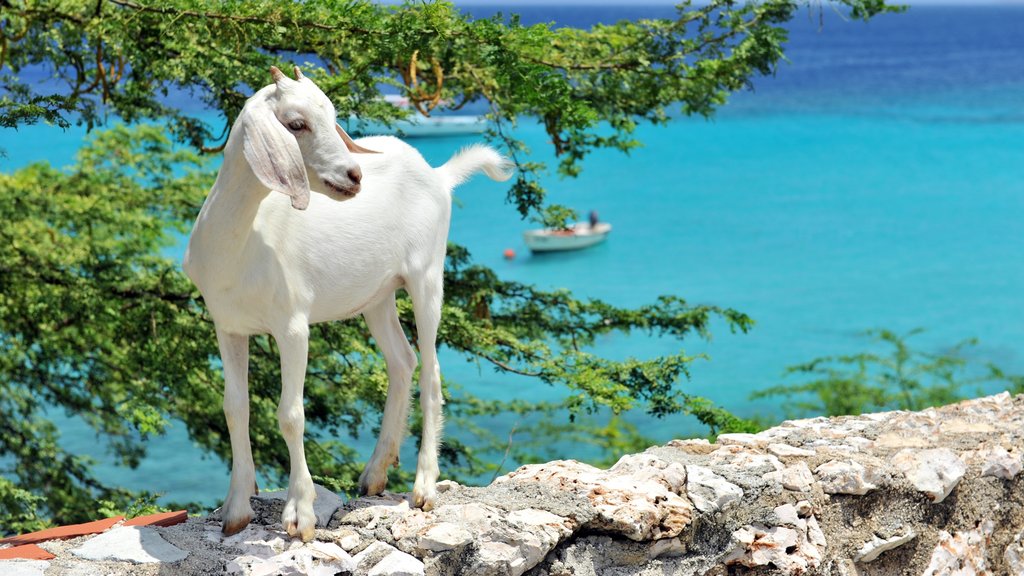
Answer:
764, 461, 815, 492
717, 433, 764, 447
497, 455, 693, 541
725, 526, 809, 574
415, 522, 473, 552
922, 524, 993, 576
980, 446, 1023, 480
814, 460, 880, 495
435, 479, 460, 493
795, 500, 814, 518
768, 443, 816, 457
853, 531, 917, 563
332, 528, 361, 551
773, 503, 800, 527
686, 465, 743, 513
1004, 531, 1024, 575
892, 448, 967, 503
710, 445, 784, 474
724, 510, 826, 575
70, 526, 188, 564
367, 549, 425, 576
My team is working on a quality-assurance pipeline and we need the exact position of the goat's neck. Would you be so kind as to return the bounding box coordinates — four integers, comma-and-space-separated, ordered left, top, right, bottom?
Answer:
191, 147, 270, 264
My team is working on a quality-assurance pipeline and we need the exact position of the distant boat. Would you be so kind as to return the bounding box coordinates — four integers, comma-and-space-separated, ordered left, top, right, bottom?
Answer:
523, 222, 612, 253
347, 95, 487, 138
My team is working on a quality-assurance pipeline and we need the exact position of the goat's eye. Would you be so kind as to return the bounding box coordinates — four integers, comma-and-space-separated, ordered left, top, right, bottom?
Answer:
286, 119, 307, 132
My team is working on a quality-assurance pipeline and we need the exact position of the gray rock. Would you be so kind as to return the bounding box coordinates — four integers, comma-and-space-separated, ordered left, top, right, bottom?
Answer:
354, 541, 401, 572
70, 526, 188, 564
252, 483, 344, 528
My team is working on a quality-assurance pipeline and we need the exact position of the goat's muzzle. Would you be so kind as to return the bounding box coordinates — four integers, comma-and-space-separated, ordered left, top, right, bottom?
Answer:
324, 179, 359, 198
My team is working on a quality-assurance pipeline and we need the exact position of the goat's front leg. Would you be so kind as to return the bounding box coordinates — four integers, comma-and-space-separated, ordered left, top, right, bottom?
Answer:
217, 329, 257, 536
275, 323, 317, 541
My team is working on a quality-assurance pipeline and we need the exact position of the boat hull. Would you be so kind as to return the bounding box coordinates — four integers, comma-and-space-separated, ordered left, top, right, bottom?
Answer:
350, 115, 487, 137
523, 223, 612, 253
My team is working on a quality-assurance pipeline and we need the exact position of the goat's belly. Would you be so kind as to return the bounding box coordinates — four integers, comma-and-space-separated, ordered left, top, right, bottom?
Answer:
202, 291, 277, 335
307, 276, 402, 324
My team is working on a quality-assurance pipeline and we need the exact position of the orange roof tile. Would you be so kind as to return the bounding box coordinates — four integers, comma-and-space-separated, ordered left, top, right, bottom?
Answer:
0, 543, 57, 560
123, 510, 188, 528
0, 516, 123, 546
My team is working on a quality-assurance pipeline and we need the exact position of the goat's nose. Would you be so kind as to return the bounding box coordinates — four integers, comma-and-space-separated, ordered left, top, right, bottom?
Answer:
347, 167, 362, 185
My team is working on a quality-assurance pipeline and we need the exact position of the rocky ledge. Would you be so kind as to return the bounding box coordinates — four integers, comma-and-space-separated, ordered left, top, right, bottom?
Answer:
3, 392, 1023, 576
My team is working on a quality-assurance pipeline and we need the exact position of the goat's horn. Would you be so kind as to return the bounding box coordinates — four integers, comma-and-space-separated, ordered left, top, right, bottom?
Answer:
270, 66, 287, 84
294, 66, 305, 80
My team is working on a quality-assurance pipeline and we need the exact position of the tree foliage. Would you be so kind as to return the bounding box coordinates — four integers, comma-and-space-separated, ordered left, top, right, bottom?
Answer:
752, 328, 1024, 418
0, 0, 904, 532
1, 0, 901, 223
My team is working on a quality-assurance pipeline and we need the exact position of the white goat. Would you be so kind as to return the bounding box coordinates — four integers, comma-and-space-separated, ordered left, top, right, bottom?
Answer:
183, 66, 511, 541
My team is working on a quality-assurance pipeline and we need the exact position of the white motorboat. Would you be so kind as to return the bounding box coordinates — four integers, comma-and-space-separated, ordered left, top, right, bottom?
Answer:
523, 222, 612, 253
347, 95, 487, 137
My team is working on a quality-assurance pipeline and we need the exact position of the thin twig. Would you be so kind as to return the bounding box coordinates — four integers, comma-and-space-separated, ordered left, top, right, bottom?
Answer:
490, 422, 518, 483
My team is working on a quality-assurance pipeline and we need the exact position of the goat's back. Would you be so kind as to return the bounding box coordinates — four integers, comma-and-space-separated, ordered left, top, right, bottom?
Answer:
249, 136, 451, 324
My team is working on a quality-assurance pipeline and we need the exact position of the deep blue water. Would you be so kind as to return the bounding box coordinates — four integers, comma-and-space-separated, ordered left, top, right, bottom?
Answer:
2, 4, 1022, 505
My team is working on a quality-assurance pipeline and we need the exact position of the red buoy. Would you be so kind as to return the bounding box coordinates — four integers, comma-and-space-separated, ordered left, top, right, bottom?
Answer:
503, 248, 516, 260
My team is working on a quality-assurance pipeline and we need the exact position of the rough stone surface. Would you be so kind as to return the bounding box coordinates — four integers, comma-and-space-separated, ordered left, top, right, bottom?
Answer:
495, 453, 693, 541
0, 560, 49, 576
8, 392, 1024, 576
70, 526, 188, 564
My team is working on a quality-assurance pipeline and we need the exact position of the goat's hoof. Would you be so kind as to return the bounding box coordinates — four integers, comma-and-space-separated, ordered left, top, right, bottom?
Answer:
282, 498, 316, 542
411, 487, 437, 511
222, 514, 253, 537
358, 472, 388, 497
283, 519, 315, 542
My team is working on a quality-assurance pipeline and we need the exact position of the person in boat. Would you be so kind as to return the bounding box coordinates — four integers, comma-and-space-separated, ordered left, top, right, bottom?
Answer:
589, 210, 599, 229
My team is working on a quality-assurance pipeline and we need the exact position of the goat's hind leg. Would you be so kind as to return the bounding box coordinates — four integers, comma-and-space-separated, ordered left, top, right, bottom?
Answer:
407, 271, 444, 510
275, 322, 317, 541
217, 329, 258, 536
359, 294, 417, 496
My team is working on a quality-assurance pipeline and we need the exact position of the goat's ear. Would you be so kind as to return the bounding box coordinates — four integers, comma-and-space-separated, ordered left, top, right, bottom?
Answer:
242, 101, 311, 210
336, 124, 380, 154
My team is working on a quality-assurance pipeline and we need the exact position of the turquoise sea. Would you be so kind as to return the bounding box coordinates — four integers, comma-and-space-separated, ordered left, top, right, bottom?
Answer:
2, 4, 1022, 506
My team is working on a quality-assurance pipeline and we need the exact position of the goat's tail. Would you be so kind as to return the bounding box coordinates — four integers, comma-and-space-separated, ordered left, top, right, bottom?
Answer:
436, 144, 514, 191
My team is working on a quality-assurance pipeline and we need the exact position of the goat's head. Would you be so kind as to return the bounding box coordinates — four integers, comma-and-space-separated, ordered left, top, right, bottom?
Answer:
237, 66, 376, 210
